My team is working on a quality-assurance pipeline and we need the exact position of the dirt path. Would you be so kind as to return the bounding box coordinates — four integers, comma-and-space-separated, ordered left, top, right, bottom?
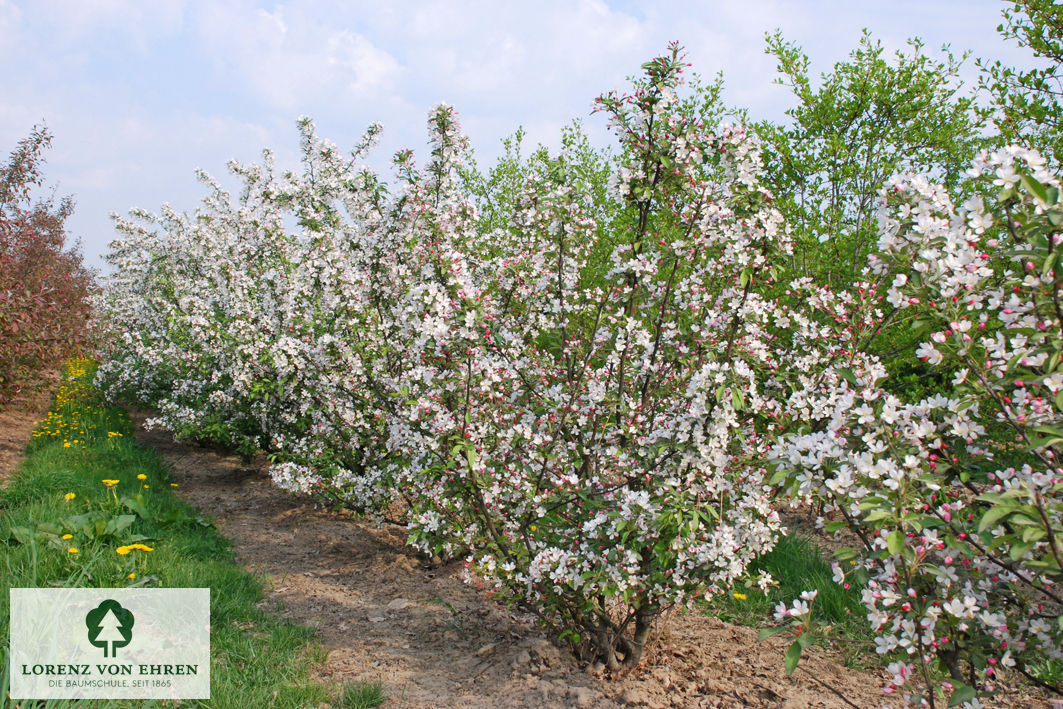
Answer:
0, 376, 56, 487
133, 415, 890, 708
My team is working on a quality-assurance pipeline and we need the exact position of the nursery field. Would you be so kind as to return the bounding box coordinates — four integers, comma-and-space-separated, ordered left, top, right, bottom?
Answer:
1, 366, 1055, 707
5, 4, 1063, 707
0, 364, 892, 708
131, 411, 887, 708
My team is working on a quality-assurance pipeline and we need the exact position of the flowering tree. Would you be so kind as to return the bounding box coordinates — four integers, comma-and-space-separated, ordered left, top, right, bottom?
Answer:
381, 45, 882, 670
98, 118, 404, 511
100, 42, 1063, 693
773, 147, 1063, 706
98, 44, 869, 669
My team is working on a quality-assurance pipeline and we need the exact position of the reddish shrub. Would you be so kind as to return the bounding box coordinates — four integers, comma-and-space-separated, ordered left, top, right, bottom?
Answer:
0, 126, 96, 403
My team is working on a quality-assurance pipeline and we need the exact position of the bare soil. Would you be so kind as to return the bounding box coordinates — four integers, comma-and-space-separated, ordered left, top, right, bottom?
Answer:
0, 374, 56, 487
130, 415, 899, 708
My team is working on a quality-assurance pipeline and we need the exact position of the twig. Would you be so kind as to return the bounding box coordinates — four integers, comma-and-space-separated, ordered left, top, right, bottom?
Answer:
797, 666, 862, 709
1015, 663, 1063, 698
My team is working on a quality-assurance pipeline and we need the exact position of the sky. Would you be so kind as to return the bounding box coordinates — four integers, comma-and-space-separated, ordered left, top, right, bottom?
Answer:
0, 0, 1040, 273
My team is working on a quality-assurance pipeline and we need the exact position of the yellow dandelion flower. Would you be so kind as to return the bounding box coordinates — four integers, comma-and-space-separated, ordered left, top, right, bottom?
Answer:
137, 474, 147, 480
63, 441, 71, 448
67, 547, 78, 554
128, 573, 136, 580
170, 483, 179, 487
101, 479, 119, 487
62, 534, 73, 540
143, 485, 150, 489
733, 592, 747, 600
64, 492, 76, 501
126, 543, 154, 552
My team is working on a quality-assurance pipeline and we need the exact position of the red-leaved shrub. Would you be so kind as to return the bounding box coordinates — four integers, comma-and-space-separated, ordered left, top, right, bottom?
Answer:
0, 126, 95, 403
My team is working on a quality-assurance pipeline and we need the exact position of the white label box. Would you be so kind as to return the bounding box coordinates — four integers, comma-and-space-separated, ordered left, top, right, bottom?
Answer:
9, 588, 210, 699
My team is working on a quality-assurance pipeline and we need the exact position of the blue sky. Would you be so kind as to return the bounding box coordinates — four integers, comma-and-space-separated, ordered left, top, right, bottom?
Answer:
0, 1, 1037, 272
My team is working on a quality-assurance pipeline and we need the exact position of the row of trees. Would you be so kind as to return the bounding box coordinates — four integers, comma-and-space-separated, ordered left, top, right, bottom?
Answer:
94, 3, 1063, 706
0, 126, 95, 403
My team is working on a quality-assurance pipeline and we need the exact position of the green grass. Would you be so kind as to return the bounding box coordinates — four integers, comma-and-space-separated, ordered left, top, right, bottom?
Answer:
1, 362, 384, 708
1029, 658, 1063, 687
706, 533, 871, 665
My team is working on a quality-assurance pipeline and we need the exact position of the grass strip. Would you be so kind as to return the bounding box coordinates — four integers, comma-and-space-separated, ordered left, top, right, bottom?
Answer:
1, 358, 383, 708
705, 532, 871, 667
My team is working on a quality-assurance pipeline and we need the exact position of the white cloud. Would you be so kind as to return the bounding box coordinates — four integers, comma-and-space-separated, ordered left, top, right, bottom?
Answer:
30, 0, 186, 48
53, 109, 277, 271
0, 0, 21, 39
192, 2, 402, 113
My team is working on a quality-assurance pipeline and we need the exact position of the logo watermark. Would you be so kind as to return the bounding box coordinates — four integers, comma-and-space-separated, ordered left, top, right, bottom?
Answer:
86, 599, 134, 658
9, 588, 210, 699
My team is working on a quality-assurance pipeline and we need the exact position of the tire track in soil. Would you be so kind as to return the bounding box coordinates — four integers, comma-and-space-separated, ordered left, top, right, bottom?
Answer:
132, 413, 889, 708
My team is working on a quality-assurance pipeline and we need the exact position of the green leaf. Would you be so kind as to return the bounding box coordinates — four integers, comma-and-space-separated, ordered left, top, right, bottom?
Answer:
784, 640, 802, 675
1022, 526, 1047, 543
37, 522, 63, 536
123, 496, 151, 520
104, 514, 137, 536
1009, 540, 1035, 562
699, 506, 719, 521
823, 520, 848, 534
715, 384, 729, 404
886, 530, 905, 555
948, 684, 977, 707
5, 526, 34, 546
978, 505, 1014, 532
1044, 251, 1058, 279
758, 626, 789, 641
835, 367, 859, 387
1021, 173, 1049, 203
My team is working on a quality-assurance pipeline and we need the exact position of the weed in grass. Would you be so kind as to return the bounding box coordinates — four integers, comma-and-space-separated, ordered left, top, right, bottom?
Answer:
338, 680, 386, 709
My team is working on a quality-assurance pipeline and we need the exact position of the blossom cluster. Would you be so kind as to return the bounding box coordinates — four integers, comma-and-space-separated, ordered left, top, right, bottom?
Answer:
775, 146, 1063, 705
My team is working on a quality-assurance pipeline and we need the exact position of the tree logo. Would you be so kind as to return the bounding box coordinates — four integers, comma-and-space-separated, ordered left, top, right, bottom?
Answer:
85, 599, 134, 658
